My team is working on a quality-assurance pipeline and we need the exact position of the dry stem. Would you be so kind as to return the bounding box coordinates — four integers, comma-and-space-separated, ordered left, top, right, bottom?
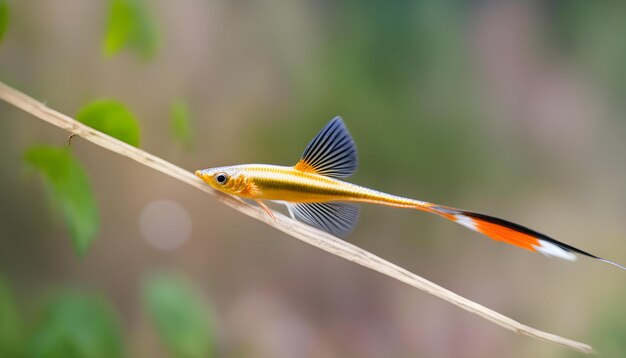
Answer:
0, 81, 592, 353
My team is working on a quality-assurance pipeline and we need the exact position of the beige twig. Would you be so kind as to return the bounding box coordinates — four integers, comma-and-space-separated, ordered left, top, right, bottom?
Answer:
0, 81, 592, 353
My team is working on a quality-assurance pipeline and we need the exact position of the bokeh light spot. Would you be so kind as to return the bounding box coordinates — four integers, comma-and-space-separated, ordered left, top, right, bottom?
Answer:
139, 200, 192, 250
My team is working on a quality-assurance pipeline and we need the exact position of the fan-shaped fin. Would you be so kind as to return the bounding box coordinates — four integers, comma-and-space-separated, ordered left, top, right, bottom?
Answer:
287, 202, 359, 237
294, 117, 358, 179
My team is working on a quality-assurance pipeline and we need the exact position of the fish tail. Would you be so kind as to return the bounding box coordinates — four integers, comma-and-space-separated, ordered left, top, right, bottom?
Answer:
424, 204, 625, 270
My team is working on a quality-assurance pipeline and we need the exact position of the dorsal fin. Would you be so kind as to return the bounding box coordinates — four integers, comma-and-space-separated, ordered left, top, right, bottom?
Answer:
294, 116, 358, 178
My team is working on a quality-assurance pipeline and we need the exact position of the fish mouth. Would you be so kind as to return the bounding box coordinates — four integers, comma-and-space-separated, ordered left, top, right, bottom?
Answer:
195, 170, 210, 180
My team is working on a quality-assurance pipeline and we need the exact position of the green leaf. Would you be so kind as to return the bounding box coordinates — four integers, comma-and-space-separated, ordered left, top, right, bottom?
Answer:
103, 0, 132, 56
0, 274, 23, 357
103, 0, 158, 60
170, 100, 194, 149
0, 0, 8, 44
143, 273, 214, 358
24, 146, 100, 256
126, 0, 158, 59
28, 292, 123, 358
76, 99, 141, 147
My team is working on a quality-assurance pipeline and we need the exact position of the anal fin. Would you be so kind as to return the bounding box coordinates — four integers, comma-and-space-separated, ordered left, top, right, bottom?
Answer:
286, 202, 359, 237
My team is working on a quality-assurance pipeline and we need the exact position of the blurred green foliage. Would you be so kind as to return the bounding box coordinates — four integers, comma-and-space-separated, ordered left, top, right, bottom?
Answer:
170, 99, 194, 150
76, 99, 141, 147
0, 271, 217, 357
25, 100, 141, 257
549, 1, 626, 105
0, 0, 8, 44
143, 273, 214, 358
27, 292, 122, 358
24, 146, 99, 257
103, 0, 158, 60
589, 293, 626, 357
0, 274, 23, 357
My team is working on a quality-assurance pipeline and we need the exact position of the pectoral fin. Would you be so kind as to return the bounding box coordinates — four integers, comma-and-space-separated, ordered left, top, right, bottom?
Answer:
286, 202, 359, 237
256, 200, 276, 222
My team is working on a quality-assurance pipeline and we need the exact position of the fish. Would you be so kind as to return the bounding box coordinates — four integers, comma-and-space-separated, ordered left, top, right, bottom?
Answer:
196, 116, 625, 270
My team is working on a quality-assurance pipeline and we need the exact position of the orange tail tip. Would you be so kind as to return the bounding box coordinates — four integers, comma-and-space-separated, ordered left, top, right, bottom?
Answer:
433, 206, 625, 269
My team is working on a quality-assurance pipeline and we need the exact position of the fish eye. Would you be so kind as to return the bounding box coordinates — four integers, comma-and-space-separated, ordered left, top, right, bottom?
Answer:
214, 173, 228, 185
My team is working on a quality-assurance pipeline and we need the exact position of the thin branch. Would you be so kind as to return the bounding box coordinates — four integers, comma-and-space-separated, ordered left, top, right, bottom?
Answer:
0, 80, 592, 354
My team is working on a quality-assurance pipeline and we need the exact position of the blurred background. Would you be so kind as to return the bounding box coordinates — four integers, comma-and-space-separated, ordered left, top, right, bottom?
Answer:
1, 0, 625, 357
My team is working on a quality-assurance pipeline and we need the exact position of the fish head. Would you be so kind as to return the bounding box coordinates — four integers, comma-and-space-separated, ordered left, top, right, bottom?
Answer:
195, 165, 248, 195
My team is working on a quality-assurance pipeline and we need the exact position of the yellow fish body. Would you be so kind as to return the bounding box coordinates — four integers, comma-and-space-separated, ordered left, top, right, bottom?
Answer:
196, 117, 624, 270
198, 164, 424, 206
